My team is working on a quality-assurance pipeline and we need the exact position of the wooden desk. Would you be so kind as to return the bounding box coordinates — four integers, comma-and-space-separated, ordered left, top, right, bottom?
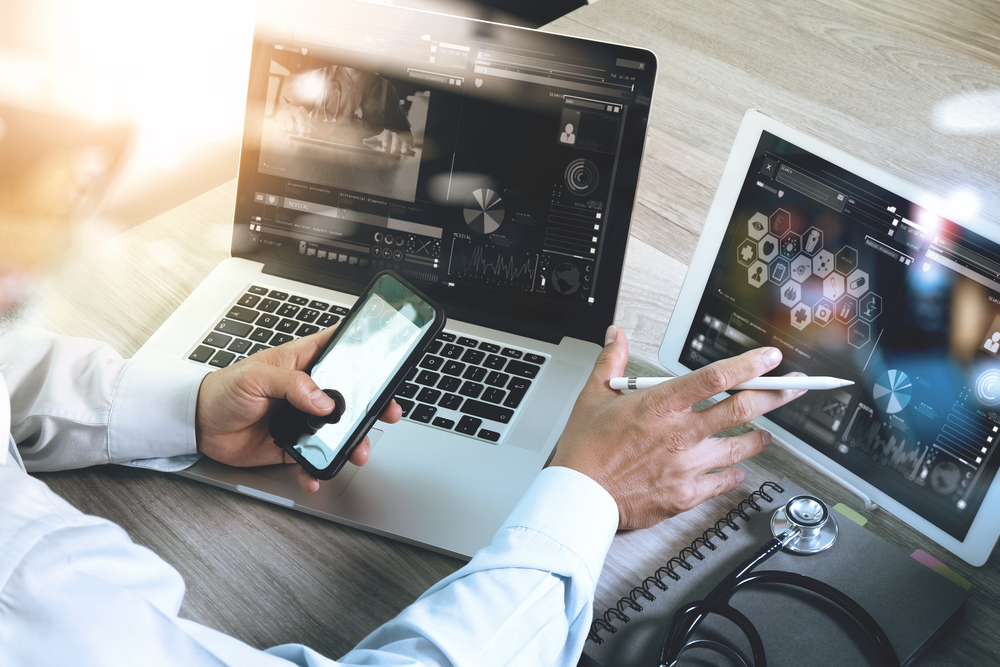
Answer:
14, 0, 1000, 663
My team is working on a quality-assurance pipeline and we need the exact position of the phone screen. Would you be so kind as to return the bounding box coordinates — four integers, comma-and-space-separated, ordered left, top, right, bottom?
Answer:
291, 274, 437, 469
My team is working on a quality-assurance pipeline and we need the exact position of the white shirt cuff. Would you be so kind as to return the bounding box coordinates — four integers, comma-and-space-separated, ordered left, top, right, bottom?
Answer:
502, 466, 619, 589
109, 361, 210, 466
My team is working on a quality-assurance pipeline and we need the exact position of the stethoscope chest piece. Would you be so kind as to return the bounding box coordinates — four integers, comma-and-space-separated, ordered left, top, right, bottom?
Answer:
770, 494, 839, 554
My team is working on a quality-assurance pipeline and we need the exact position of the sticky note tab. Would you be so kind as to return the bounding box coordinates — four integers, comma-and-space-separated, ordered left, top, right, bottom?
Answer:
833, 503, 867, 526
911, 550, 972, 590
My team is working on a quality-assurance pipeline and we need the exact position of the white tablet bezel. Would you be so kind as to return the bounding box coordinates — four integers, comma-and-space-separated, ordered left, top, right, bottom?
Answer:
658, 109, 1000, 566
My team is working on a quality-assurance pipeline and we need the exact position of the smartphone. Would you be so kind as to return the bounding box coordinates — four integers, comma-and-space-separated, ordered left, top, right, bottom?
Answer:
269, 271, 446, 479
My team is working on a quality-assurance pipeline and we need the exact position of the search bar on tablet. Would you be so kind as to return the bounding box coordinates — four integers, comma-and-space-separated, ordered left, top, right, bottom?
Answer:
776, 164, 847, 212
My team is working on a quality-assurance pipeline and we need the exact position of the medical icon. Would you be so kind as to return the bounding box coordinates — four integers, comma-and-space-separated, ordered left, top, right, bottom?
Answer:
758, 234, 779, 262
846, 268, 869, 298
748, 212, 768, 240
789, 255, 812, 283
859, 293, 882, 321
848, 320, 871, 348
791, 304, 811, 330
769, 208, 791, 237
812, 249, 834, 278
769, 258, 790, 285
803, 227, 823, 255
780, 280, 802, 307
985, 332, 1000, 354
835, 246, 858, 275
780, 232, 801, 260
813, 299, 834, 326
835, 295, 858, 324
737, 239, 757, 266
748, 260, 768, 287
823, 273, 845, 301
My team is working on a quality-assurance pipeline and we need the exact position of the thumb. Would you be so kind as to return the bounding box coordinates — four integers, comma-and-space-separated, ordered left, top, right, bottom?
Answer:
584, 325, 629, 396
249, 364, 336, 416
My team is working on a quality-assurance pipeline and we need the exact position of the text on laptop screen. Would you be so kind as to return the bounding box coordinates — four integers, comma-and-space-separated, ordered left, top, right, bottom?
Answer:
680, 130, 1000, 541
234, 4, 655, 342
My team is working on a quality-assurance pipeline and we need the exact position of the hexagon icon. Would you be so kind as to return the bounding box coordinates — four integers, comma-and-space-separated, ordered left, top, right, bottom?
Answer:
748, 213, 768, 240
835, 246, 859, 275
823, 273, 845, 301
791, 304, 812, 330
835, 295, 859, 324
769, 208, 791, 237
859, 293, 882, 321
812, 249, 834, 278
802, 227, 823, 256
737, 238, 757, 266
780, 232, 801, 260
847, 269, 869, 298
769, 258, 790, 285
758, 234, 779, 262
790, 255, 812, 283
813, 298, 835, 327
848, 320, 872, 348
747, 260, 768, 288
780, 280, 802, 307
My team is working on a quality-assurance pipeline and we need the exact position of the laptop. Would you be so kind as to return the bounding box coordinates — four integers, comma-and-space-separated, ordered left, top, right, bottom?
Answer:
133, 0, 657, 558
660, 110, 1000, 566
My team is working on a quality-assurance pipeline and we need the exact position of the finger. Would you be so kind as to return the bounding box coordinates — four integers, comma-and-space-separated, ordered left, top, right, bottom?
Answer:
378, 399, 402, 424
695, 373, 806, 437
254, 325, 337, 371
689, 465, 749, 510
390, 132, 400, 154
297, 466, 320, 493
698, 430, 772, 474
245, 363, 337, 417
651, 347, 783, 410
349, 439, 371, 466
580, 324, 629, 400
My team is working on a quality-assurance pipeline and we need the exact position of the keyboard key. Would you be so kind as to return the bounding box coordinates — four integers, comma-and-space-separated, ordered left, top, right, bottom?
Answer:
226, 305, 259, 323
256, 314, 280, 328
483, 354, 506, 370
485, 371, 510, 388
248, 285, 269, 295
228, 338, 252, 354
257, 298, 280, 313
405, 367, 417, 381
479, 342, 500, 353
441, 344, 463, 359
478, 429, 501, 443
309, 300, 329, 310
442, 360, 466, 376
411, 404, 437, 423
416, 388, 442, 404
395, 398, 414, 418
189, 345, 215, 363
461, 399, 514, 424
203, 332, 232, 348
426, 340, 442, 354
438, 376, 462, 393
267, 290, 289, 300
249, 343, 270, 355
214, 318, 253, 337
504, 378, 531, 409
317, 313, 340, 328
237, 293, 261, 308
482, 387, 505, 404
296, 324, 320, 337
276, 318, 298, 334
505, 360, 541, 379
234, 356, 246, 364
419, 355, 444, 371
332, 305, 350, 315
501, 347, 522, 359
433, 417, 455, 429
456, 415, 482, 435
461, 349, 485, 365
459, 381, 484, 399
525, 353, 546, 365
271, 333, 294, 346
288, 295, 310, 306
209, 350, 237, 368
439, 393, 463, 410
250, 328, 274, 343
463, 366, 487, 382
416, 370, 440, 386
395, 382, 419, 398
277, 303, 300, 318
457, 336, 479, 347
295, 308, 320, 323
436, 332, 456, 342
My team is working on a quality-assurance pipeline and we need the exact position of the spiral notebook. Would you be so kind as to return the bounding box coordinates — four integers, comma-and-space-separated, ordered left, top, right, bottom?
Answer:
583, 479, 971, 667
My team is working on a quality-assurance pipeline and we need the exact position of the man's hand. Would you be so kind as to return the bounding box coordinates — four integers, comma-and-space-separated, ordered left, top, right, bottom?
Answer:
195, 328, 401, 493
550, 326, 804, 530
362, 129, 415, 155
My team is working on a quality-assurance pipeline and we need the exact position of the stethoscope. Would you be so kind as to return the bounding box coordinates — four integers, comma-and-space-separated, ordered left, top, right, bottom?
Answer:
658, 495, 900, 667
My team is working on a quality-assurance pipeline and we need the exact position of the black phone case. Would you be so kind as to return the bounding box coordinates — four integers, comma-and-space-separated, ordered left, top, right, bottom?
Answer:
269, 270, 446, 479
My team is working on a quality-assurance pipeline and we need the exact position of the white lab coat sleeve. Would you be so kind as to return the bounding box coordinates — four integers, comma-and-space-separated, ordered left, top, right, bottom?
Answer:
0, 327, 208, 471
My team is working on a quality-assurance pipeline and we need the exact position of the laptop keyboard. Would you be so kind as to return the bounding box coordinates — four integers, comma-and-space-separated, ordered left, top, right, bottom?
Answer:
186, 285, 546, 445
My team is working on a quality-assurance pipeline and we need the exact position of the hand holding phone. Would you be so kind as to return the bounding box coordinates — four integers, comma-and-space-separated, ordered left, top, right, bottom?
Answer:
269, 271, 445, 479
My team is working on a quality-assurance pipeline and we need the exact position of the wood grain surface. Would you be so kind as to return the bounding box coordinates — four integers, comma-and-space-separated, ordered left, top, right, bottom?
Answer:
10, 0, 1000, 664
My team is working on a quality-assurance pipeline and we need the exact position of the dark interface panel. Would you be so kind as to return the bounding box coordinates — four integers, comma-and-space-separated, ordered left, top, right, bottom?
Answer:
240, 7, 653, 336
681, 131, 1000, 540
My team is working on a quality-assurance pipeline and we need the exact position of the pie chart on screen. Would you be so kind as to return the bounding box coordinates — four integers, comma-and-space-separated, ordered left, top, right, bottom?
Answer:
464, 188, 504, 234
873, 369, 912, 414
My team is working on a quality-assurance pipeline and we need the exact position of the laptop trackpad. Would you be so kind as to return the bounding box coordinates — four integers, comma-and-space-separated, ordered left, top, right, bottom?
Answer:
312, 427, 383, 498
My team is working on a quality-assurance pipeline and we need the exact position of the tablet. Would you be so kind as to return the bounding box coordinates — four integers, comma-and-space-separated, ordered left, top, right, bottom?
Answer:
659, 110, 1000, 566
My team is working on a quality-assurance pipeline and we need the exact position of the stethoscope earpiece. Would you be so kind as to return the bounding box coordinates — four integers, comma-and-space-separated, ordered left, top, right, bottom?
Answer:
770, 494, 839, 554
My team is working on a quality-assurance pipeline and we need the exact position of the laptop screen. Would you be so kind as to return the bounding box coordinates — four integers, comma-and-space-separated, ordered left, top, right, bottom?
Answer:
677, 129, 1000, 542
233, 1, 656, 345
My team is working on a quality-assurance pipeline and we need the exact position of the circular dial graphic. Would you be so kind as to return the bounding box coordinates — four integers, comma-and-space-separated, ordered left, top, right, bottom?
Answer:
975, 369, 1000, 406
873, 369, 912, 414
463, 188, 505, 234
564, 158, 600, 196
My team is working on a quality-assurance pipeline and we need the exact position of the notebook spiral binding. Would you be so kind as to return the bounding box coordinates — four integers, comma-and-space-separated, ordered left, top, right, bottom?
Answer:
587, 481, 786, 645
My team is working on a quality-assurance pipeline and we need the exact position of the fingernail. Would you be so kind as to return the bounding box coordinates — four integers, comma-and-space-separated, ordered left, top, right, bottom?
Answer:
310, 388, 335, 411
734, 468, 746, 484
761, 431, 772, 448
605, 325, 618, 346
762, 347, 781, 366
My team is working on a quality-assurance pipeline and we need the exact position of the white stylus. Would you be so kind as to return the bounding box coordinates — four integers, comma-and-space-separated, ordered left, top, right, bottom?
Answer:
609, 376, 855, 391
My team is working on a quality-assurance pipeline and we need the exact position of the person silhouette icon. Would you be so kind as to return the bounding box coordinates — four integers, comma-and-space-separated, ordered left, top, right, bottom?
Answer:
985, 332, 1000, 354
560, 123, 576, 145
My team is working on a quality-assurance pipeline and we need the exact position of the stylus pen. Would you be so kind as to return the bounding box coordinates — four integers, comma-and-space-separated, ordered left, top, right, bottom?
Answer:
609, 376, 855, 391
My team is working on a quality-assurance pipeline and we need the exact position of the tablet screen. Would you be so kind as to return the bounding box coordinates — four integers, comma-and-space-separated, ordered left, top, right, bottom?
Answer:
679, 130, 1000, 541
